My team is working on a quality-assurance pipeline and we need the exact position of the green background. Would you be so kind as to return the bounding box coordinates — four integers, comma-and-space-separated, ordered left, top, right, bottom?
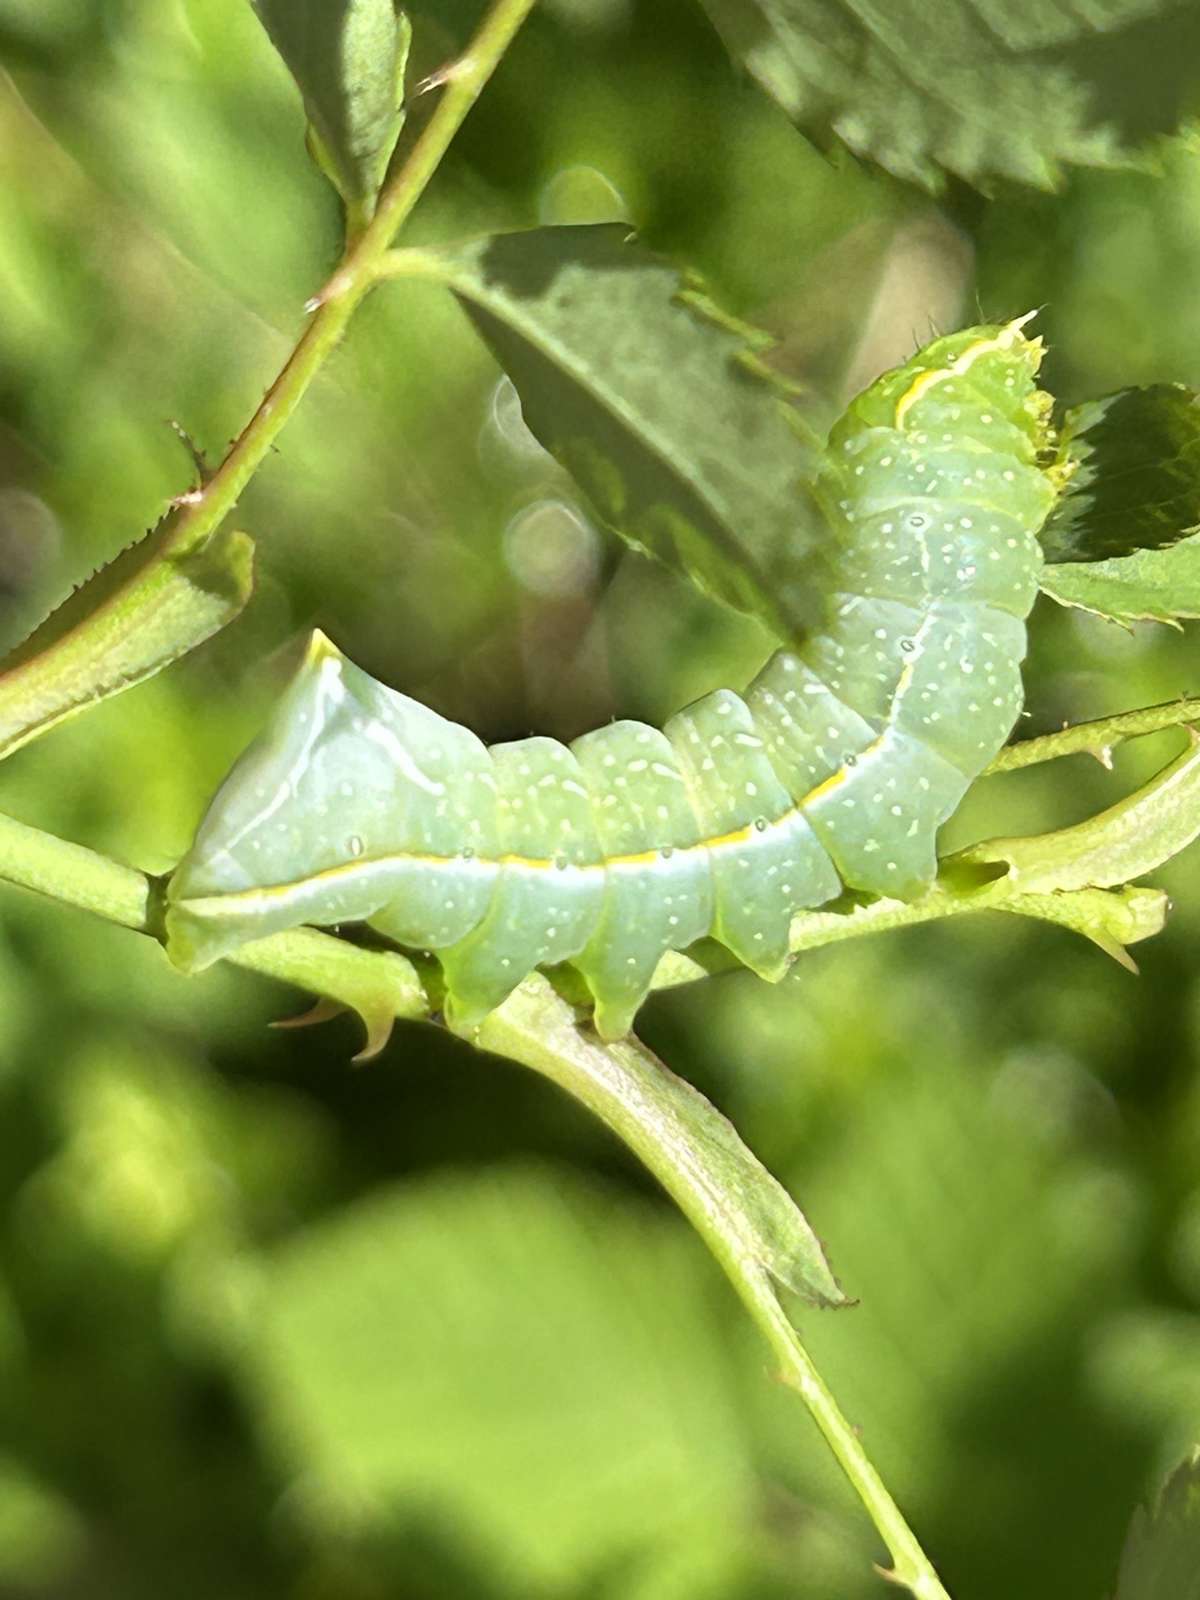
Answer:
0, 1, 1199, 1595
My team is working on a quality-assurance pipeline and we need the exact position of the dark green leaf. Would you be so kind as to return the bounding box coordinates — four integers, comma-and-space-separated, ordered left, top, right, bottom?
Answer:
1116, 1449, 1200, 1600
1042, 385, 1200, 565
426, 224, 827, 645
696, 0, 1200, 189
252, 0, 410, 225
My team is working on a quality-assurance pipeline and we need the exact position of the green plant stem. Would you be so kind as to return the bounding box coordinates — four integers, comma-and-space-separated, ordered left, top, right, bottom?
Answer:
158, 0, 539, 568
740, 1278, 951, 1598
0, 809, 151, 931
984, 694, 1200, 773
0, 801, 955, 1589
0, 677, 1194, 1026
480, 982, 951, 1597
0, 809, 428, 1026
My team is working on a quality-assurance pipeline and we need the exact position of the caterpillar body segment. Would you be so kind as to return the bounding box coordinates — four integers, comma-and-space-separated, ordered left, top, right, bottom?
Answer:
166, 318, 1058, 1038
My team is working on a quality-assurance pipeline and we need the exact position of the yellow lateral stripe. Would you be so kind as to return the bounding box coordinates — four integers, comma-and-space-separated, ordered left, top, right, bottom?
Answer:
178, 740, 907, 916
893, 313, 1038, 429
795, 766, 846, 807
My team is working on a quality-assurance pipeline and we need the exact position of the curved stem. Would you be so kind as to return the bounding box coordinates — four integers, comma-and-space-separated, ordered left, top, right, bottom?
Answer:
3, 706, 1199, 1593
479, 982, 952, 1597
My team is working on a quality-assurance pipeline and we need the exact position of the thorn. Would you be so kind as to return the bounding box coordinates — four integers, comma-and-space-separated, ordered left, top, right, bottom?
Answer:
271, 997, 345, 1032
165, 418, 212, 506
167, 418, 211, 478
352, 1011, 395, 1063
303, 268, 353, 314
1090, 744, 1115, 770
1086, 932, 1139, 974
413, 54, 475, 97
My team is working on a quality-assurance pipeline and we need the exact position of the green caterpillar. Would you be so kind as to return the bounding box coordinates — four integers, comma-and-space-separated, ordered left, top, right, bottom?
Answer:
166, 317, 1058, 1039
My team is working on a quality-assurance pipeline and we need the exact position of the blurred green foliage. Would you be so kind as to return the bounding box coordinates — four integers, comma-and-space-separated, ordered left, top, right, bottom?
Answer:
1, 2, 1200, 1597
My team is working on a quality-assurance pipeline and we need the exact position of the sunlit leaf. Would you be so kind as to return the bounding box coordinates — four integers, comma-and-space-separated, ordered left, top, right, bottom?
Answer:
1039, 531, 1200, 624
1042, 385, 1200, 565
424, 224, 826, 645
1115, 1448, 1200, 1600
695, 0, 1200, 189
252, 0, 410, 226
0, 523, 254, 762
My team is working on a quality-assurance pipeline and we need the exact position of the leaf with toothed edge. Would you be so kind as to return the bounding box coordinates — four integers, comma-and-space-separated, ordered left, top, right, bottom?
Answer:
423, 223, 828, 646
1041, 385, 1200, 566
696, 0, 1200, 190
0, 521, 254, 762
1036, 380, 1200, 624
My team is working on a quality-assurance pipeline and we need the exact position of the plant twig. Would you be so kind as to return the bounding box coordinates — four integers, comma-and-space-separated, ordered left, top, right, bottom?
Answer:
479, 981, 952, 1598
0, 0, 540, 760
739, 1276, 952, 1598
1, 686, 1195, 1033
984, 694, 1200, 773
153, 0, 540, 570
0, 809, 428, 1033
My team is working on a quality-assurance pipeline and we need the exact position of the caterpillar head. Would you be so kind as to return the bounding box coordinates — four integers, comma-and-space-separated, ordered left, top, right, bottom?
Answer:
841, 314, 1054, 458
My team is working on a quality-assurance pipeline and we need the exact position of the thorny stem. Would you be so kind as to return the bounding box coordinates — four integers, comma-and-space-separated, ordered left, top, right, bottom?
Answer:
985, 694, 1200, 773
0, 798, 959, 1595
157, 0, 540, 568
740, 1279, 951, 1598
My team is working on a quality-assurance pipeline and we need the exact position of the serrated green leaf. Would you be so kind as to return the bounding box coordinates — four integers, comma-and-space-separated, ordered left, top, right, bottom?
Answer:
1039, 531, 1200, 624
426, 224, 826, 644
0, 523, 254, 761
1116, 1449, 1200, 1600
252, 0, 410, 226
696, 0, 1199, 189
247, 1165, 756, 1586
1042, 385, 1200, 565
